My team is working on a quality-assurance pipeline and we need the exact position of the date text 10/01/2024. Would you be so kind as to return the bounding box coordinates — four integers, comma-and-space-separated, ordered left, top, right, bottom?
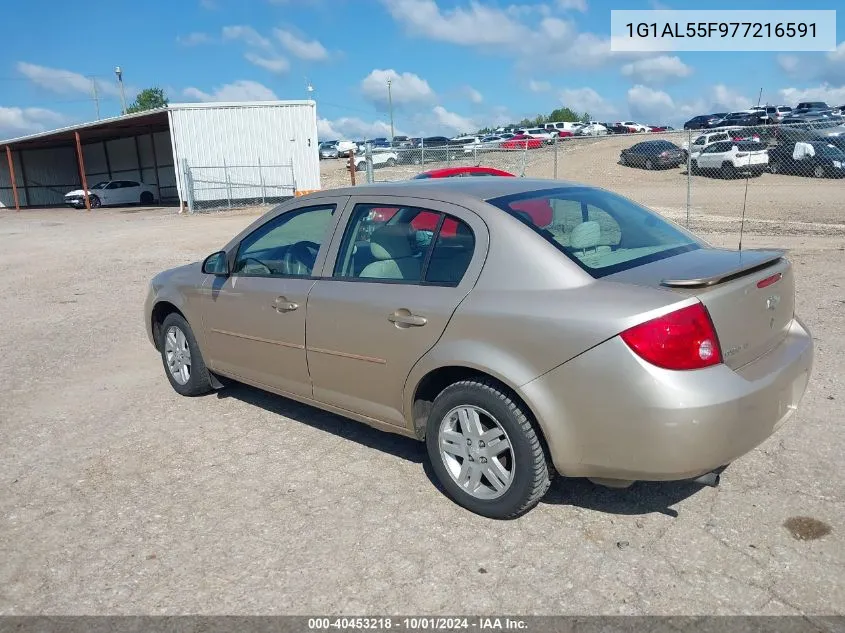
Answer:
308, 618, 528, 630
625, 22, 817, 39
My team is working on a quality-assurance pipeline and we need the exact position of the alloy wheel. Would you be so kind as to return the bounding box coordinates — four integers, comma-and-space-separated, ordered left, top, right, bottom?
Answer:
164, 325, 192, 385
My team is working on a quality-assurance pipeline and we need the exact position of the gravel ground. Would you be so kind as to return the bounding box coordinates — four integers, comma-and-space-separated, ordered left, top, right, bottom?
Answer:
0, 204, 842, 615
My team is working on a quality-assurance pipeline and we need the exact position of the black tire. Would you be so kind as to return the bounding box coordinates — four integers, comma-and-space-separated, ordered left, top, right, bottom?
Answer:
770, 161, 781, 174
690, 160, 699, 175
356, 161, 366, 172
411, 155, 422, 166
140, 191, 155, 205
89, 195, 101, 208
813, 165, 825, 178
619, 154, 627, 166
159, 312, 214, 397
645, 158, 654, 170
721, 162, 735, 179
425, 378, 551, 519
386, 157, 396, 167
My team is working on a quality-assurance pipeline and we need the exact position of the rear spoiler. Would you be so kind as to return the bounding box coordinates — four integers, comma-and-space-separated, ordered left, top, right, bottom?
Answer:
661, 250, 785, 289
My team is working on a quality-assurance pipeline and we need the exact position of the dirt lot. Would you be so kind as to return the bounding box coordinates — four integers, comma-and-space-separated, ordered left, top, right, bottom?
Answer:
0, 204, 843, 615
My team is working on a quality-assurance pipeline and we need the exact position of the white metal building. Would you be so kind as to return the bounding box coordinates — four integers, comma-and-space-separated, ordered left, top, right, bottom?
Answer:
0, 100, 319, 210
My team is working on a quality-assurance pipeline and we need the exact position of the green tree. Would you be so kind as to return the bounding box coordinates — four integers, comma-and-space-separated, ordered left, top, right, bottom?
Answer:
126, 87, 169, 114
547, 107, 581, 122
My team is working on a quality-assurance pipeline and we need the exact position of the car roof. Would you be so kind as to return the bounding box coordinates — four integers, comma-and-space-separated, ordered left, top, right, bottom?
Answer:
307, 177, 582, 204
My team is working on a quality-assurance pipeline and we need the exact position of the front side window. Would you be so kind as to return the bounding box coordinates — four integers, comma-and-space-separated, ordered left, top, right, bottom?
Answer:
233, 204, 335, 277
487, 187, 699, 278
333, 203, 474, 286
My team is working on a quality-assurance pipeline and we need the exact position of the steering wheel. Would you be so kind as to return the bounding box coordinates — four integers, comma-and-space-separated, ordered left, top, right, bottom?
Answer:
238, 257, 274, 275
282, 241, 320, 275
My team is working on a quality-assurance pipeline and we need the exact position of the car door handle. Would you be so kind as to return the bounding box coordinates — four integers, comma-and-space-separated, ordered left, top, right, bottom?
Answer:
388, 311, 427, 327
273, 297, 299, 313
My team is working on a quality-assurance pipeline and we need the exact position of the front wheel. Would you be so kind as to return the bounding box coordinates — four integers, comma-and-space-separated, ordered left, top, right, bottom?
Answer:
425, 379, 551, 519
813, 165, 826, 178
159, 312, 214, 396
644, 159, 654, 170
89, 195, 101, 208
385, 157, 396, 167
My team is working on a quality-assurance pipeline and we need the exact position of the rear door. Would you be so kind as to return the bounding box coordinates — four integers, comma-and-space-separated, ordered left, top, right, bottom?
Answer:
305, 196, 488, 427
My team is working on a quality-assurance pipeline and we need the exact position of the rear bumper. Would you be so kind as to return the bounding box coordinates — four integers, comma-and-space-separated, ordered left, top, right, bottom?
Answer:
522, 317, 813, 481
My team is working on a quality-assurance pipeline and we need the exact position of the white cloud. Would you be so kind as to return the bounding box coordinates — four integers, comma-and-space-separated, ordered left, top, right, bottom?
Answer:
200, 0, 217, 9
528, 79, 551, 93
177, 32, 212, 46
463, 86, 483, 103
183, 80, 278, 102
779, 84, 845, 106
222, 25, 273, 52
432, 105, 475, 133
244, 52, 290, 73
381, 0, 638, 70
777, 54, 800, 75
559, 87, 617, 117
274, 29, 329, 61
0, 106, 65, 138
627, 85, 675, 122
774, 41, 845, 86
317, 117, 394, 140
16, 62, 120, 96
621, 56, 692, 83
361, 69, 436, 109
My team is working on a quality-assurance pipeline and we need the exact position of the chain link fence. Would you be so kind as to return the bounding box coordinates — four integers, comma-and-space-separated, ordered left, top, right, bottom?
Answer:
319, 121, 845, 237
183, 160, 295, 213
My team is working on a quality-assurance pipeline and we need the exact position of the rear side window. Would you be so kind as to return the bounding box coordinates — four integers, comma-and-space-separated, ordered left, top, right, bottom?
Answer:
487, 187, 699, 277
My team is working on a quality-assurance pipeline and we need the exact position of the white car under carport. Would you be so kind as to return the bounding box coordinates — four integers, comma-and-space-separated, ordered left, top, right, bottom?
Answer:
64, 180, 158, 209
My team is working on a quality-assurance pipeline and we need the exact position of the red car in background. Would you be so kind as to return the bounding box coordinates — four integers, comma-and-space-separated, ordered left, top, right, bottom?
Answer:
413, 166, 515, 179
499, 134, 544, 150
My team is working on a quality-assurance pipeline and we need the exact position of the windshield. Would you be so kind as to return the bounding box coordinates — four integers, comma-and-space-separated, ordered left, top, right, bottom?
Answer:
487, 187, 700, 278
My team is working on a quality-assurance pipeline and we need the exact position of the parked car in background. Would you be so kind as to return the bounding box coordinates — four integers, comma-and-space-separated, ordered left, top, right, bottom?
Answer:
691, 140, 769, 177
463, 135, 505, 154
398, 137, 453, 165
619, 140, 687, 170
604, 123, 631, 134
768, 141, 845, 178
413, 166, 515, 179
647, 125, 669, 132
719, 111, 766, 128
775, 119, 845, 142
578, 122, 609, 136
750, 105, 792, 124
793, 102, 829, 116
615, 121, 649, 133
335, 140, 357, 157
684, 114, 727, 130
517, 128, 555, 143
147, 178, 812, 518
65, 180, 158, 209
319, 141, 339, 159
500, 134, 544, 150
391, 135, 410, 147
545, 122, 583, 135
685, 129, 761, 158
353, 150, 398, 171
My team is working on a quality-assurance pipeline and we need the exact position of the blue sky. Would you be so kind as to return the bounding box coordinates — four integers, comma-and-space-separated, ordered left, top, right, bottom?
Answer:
1, 0, 843, 140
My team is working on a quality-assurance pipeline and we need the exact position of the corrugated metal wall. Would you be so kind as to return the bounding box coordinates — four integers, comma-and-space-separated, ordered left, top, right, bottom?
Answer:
168, 102, 319, 204
0, 131, 176, 208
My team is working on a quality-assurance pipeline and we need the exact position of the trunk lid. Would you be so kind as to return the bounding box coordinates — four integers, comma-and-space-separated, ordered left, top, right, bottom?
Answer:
609, 248, 794, 369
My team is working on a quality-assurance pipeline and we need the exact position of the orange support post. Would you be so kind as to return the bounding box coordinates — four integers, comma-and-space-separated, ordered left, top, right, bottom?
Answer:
5, 146, 20, 211
74, 131, 91, 211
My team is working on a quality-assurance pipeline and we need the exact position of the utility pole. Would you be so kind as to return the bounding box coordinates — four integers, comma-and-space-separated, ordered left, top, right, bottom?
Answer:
90, 77, 100, 120
756, 87, 763, 107
387, 78, 395, 142
115, 66, 127, 115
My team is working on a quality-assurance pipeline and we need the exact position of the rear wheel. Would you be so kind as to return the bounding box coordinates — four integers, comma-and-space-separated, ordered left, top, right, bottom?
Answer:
644, 158, 654, 170
159, 312, 214, 397
140, 191, 155, 205
721, 162, 736, 179
386, 157, 396, 167
425, 379, 551, 519
770, 161, 781, 174
813, 165, 826, 178
355, 161, 366, 172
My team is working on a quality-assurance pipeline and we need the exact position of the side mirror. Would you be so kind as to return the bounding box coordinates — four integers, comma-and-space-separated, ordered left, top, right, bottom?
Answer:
202, 251, 229, 276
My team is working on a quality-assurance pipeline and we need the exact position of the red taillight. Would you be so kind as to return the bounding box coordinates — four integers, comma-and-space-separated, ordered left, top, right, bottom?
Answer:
620, 303, 722, 370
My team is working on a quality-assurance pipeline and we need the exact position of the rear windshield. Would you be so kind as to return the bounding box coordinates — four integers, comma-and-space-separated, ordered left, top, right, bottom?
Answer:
487, 187, 700, 278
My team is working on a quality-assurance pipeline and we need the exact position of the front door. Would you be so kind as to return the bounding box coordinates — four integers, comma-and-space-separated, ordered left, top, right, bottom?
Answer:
201, 201, 341, 397
306, 197, 487, 427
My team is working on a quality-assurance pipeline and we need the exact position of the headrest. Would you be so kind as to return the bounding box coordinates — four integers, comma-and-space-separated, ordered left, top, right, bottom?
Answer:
370, 225, 414, 260
570, 221, 601, 250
